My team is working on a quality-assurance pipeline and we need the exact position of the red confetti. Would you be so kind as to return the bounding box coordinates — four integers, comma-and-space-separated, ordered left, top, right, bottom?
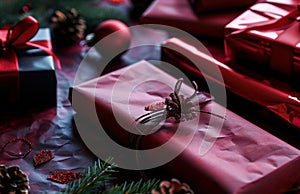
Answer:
33, 150, 54, 167
48, 171, 83, 184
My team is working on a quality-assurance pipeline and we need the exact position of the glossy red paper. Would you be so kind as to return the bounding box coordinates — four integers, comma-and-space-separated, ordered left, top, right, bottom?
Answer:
72, 60, 300, 194
225, 0, 300, 77
162, 38, 300, 130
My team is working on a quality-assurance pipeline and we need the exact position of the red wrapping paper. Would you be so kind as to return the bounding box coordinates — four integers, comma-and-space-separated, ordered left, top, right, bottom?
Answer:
72, 60, 300, 194
190, 0, 257, 13
140, 0, 244, 38
161, 37, 300, 130
225, 0, 300, 78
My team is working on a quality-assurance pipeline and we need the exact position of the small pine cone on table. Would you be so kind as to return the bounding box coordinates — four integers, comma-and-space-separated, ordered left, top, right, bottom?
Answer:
51, 8, 86, 45
0, 165, 30, 194
151, 178, 194, 194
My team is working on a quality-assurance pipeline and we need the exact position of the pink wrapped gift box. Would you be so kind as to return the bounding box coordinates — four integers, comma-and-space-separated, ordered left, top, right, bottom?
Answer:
72, 60, 300, 194
140, 0, 244, 38
190, 0, 257, 13
225, 0, 300, 78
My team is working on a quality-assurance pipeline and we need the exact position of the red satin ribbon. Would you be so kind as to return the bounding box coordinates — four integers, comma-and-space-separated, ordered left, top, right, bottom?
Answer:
0, 16, 61, 71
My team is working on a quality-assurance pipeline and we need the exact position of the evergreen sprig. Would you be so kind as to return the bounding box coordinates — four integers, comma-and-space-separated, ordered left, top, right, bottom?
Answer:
60, 158, 117, 194
0, 0, 59, 27
0, 0, 127, 31
103, 178, 160, 194
57, 158, 160, 194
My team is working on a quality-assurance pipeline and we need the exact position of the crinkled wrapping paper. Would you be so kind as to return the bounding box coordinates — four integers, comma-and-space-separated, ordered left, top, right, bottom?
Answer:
140, 0, 244, 38
189, 0, 257, 13
0, 107, 97, 193
162, 37, 300, 130
72, 60, 300, 194
225, 0, 300, 79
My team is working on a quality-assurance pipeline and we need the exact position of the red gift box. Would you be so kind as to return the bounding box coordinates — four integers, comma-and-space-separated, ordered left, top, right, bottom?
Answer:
225, 0, 300, 78
161, 37, 300, 130
140, 0, 244, 38
190, 0, 257, 13
71, 60, 300, 194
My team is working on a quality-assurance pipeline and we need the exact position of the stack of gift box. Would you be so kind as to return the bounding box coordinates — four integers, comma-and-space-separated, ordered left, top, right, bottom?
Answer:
140, 0, 300, 128
140, 0, 300, 86
225, 0, 300, 82
2, 0, 299, 193
71, 60, 300, 194
70, 0, 300, 193
72, 0, 300, 194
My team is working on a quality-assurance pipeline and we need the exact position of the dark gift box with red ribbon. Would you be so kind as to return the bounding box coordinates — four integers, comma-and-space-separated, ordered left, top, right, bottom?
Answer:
0, 16, 59, 109
225, 0, 300, 80
71, 60, 300, 194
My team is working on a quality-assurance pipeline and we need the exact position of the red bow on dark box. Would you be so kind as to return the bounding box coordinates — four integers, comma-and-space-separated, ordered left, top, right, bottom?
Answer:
0, 16, 61, 71
0, 16, 59, 109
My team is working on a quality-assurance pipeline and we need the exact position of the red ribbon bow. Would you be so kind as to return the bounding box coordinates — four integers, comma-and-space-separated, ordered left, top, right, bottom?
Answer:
0, 16, 61, 71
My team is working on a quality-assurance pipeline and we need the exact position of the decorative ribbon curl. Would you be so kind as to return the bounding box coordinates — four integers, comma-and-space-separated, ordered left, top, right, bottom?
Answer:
0, 16, 61, 72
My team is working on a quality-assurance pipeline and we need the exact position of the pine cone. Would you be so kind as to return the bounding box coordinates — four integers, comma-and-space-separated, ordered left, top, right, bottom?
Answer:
51, 8, 86, 45
0, 165, 30, 194
151, 179, 194, 194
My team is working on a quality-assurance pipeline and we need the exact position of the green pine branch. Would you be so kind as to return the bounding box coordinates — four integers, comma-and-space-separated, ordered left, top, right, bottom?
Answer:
60, 157, 117, 194
103, 178, 160, 194
0, 0, 57, 27
0, 0, 127, 31
56, 158, 160, 194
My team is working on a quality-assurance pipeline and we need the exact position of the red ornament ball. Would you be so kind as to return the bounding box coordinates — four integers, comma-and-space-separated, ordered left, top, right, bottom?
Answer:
93, 20, 131, 53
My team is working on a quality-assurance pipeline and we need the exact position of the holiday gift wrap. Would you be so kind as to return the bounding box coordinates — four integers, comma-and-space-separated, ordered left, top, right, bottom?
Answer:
225, 0, 300, 78
140, 0, 243, 38
190, 0, 257, 13
71, 60, 300, 194
0, 16, 58, 109
161, 37, 300, 130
